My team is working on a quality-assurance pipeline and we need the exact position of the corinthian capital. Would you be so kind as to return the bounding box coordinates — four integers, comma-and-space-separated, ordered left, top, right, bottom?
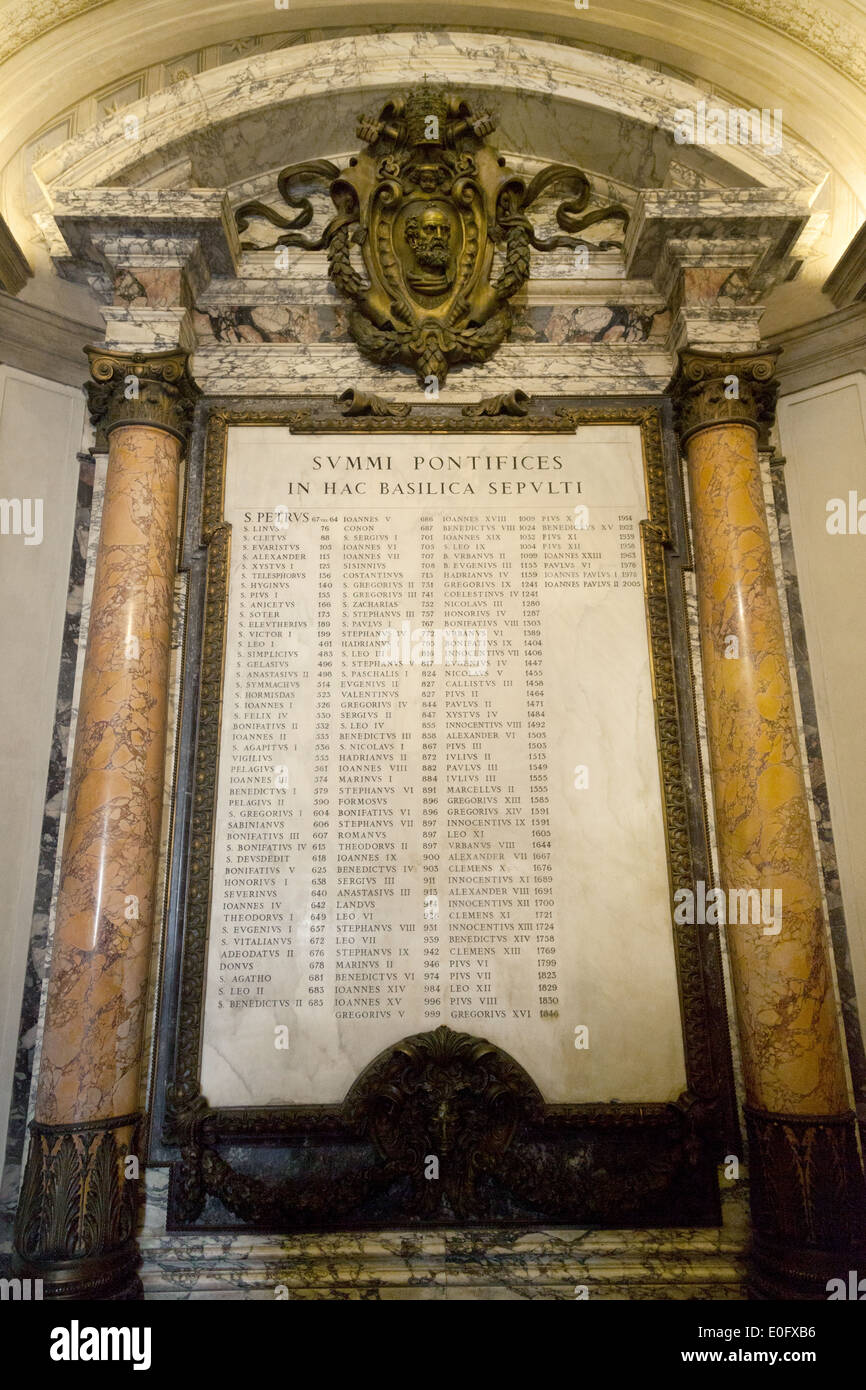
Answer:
85, 347, 199, 445
671, 349, 779, 446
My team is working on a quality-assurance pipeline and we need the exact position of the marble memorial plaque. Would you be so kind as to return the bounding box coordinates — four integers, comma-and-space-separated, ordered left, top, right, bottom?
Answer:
200, 426, 686, 1105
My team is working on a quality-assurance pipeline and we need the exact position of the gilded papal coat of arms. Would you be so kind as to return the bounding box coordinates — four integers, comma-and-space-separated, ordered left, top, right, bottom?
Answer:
237, 87, 627, 386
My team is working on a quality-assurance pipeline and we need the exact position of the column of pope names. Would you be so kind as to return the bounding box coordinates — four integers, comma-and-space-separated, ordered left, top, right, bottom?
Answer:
201, 427, 687, 1106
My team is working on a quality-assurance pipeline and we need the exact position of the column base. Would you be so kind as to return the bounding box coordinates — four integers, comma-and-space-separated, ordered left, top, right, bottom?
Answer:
13, 1245, 143, 1301
13, 1114, 142, 1301
749, 1232, 866, 1301
745, 1106, 866, 1300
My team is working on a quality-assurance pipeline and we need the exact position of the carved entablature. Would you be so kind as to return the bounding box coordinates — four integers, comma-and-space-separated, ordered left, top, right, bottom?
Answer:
235, 86, 628, 385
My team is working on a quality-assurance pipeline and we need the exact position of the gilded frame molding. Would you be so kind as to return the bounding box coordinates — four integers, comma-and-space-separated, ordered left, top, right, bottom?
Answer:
156, 395, 736, 1232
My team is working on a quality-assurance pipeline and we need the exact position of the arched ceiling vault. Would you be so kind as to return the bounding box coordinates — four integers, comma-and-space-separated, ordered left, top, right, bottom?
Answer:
27, 36, 828, 194
4, 4, 866, 186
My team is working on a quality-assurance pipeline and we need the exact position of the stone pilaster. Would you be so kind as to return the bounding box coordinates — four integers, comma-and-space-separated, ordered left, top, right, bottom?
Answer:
13, 347, 198, 1300
673, 349, 866, 1298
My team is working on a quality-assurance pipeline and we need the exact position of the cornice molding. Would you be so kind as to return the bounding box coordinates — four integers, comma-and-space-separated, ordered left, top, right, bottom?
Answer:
0, 214, 31, 294
769, 302, 866, 394
31, 35, 827, 201
0, 290, 102, 384
823, 222, 866, 309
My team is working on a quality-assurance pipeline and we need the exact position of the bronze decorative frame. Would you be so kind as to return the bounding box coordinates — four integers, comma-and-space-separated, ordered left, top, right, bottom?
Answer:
153, 394, 736, 1231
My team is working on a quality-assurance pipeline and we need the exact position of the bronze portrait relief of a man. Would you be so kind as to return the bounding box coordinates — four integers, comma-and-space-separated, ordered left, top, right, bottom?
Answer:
403, 205, 455, 295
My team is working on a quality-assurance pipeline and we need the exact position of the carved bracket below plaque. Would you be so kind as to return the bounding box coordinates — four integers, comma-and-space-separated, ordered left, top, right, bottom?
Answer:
166, 1027, 720, 1231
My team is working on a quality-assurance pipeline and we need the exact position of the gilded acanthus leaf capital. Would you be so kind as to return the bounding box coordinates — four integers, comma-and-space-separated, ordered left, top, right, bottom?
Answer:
671, 348, 779, 445
85, 347, 200, 445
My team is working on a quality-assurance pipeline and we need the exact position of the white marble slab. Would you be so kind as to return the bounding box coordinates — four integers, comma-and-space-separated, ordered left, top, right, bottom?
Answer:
200, 425, 686, 1107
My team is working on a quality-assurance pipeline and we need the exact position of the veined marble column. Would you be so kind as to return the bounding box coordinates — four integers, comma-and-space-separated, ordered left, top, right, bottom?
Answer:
674, 349, 866, 1298
14, 349, 198, 1300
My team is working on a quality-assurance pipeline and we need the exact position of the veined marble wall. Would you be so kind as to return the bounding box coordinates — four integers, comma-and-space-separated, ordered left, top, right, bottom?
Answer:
0, 367, 86, 1197
777, 375, 866, 1106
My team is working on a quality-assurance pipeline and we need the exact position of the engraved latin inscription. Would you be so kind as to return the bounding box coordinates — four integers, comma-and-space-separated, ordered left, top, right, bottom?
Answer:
201, 428, 686, 1105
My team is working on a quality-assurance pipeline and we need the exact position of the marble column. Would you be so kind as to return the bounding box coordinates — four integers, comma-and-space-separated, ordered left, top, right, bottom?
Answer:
13, 348, 198, 1299
673, 349, 866, 1298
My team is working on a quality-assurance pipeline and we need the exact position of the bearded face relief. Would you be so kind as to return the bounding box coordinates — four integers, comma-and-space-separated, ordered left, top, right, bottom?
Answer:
404, 206, 454, 294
